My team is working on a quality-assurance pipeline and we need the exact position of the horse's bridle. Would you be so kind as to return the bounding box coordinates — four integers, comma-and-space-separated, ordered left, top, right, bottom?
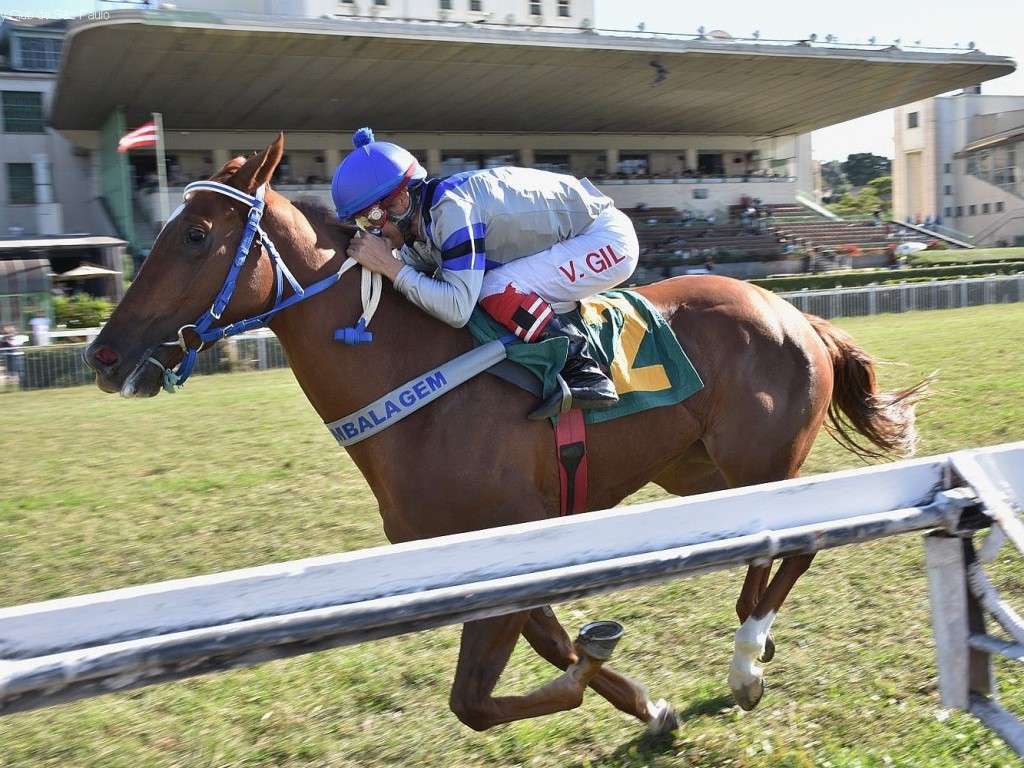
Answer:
148, 180, 381, 393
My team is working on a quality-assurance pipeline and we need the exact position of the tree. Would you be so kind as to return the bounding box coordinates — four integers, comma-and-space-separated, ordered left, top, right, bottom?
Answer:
830, 186, 883, 216
866, 176, 893, 210
842, 153, 891, 187
820, 160, 850, 202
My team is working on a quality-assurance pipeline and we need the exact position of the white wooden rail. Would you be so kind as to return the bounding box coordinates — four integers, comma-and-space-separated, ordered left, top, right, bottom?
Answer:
1, 442, 1022, 753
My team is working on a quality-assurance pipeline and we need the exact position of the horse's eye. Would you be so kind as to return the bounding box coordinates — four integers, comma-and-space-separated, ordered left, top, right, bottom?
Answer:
185, 226, 207, 244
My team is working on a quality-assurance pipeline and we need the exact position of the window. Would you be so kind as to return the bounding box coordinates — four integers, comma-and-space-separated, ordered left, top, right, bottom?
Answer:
692, 188, 709, 199
440, 151, 517, 175
944, 163, 952, 173
6, 163, 36, 204
982, 203, 991, 214
530, 1, 542, 15
13, 35, 62, 72
944, 207, 952, 218
2, 91, 45, 133
955, 206, 963, 217
374, 0, 387, 6
439, 0, 452, 8
943, 185, 952, 195
470, 0, 482, 10
966, 147, 1018, 195
968, 205, 976, 215
618, 153, 649, 176
907, 112, 919, 129
534, 153, 570, 173
996, 201, 1005, 213
697, 152, 725, 177
558, 0, 570, 17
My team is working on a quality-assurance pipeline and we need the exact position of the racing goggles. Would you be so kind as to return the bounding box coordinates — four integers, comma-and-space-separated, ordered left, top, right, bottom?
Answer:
353, 165, 418, 234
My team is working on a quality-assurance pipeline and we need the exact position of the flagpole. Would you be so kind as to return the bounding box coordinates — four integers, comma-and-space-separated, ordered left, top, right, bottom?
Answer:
153, 112, 170, 227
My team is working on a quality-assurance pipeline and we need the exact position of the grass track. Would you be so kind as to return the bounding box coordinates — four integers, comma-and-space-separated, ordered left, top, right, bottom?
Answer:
1, 304, 1022, 767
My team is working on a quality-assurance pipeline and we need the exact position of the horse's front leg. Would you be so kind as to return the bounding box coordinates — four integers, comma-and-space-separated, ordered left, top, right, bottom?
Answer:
522, 606, 678, 736
448, 611, 621, 731
727, 553, 815, 710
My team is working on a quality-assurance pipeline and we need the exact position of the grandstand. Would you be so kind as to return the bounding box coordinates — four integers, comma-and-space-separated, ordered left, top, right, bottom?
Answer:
4, 2, 1011, 283
624, 201, 938, 284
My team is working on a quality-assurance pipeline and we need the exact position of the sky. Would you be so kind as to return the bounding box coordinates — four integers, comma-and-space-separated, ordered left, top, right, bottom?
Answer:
593, 0, 1024, 162
3, 0, 1022, 162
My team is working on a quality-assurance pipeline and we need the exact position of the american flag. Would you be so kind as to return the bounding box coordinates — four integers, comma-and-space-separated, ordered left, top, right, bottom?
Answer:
117, 121, 158, 153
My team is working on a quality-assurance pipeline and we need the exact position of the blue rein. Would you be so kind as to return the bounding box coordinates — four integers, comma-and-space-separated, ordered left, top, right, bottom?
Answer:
150, 180, 371, 393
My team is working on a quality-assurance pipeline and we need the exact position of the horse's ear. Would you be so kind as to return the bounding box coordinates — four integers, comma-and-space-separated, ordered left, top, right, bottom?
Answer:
232, 133, 285, 194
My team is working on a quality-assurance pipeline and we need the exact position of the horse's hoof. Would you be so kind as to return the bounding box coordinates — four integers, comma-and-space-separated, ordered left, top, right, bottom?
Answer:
731, 677, 765, 711
576, 620, 624, 660
645, 698, 679, 737
759, 633, 776, 664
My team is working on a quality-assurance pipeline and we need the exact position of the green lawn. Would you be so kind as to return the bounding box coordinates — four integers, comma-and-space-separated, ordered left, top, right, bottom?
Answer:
911, 247, 1024, 266
0, 304, 1022, 767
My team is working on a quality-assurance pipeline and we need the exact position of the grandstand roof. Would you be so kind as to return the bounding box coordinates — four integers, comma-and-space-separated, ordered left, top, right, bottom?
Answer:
51, 10, 1017, 137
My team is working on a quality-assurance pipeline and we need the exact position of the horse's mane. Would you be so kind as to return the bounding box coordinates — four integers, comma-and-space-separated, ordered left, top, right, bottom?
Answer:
292, 199, 358, 242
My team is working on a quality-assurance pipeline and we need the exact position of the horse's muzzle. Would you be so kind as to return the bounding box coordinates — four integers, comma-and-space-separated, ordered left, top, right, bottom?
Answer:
83, 341, 167, 398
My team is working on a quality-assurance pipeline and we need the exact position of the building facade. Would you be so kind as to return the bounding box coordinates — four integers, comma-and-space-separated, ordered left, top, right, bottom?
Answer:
894, 90, 1024, 246
4, 5, 815, 252
1, 4, 1016, 252
163, 0, 597, 29
0, 18, 118, 238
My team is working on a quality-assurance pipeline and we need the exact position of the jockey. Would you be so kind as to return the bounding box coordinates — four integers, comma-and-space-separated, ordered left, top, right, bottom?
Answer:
332, 127, 639, 419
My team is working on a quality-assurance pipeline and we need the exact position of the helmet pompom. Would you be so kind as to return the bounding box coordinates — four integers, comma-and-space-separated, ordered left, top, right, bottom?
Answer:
352, 127, 375, 148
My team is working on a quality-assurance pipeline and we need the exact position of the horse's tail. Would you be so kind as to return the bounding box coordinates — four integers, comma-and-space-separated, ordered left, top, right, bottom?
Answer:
805, 313, 930, 460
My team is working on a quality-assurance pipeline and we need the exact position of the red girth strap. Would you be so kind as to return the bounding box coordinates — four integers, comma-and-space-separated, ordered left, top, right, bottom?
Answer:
554, 408, 588, 515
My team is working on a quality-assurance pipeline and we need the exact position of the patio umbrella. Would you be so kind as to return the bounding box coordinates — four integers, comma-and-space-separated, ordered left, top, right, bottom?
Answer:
894, 242, 928, 256
52, 263, 121, 280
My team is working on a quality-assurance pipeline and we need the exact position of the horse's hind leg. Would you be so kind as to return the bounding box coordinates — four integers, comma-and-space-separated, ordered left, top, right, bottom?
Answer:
448, 610, 620, 731
728, 553, 815, 710
701, 404, 826, 711
521, 606, 679, 736
736, 563, 775, 661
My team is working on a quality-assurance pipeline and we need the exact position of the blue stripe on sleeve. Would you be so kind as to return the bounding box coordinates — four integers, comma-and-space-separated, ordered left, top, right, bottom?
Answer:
440, 221, 487, 270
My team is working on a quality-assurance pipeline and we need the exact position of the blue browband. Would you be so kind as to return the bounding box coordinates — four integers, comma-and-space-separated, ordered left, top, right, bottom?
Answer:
149, 180, 373, 393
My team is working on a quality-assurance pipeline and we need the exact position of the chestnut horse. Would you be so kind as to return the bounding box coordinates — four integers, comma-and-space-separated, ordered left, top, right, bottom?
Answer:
84, 135, 924, 736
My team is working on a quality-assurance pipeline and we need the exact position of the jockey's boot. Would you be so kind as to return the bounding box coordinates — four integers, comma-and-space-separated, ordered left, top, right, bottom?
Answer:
528, 314, 618, 420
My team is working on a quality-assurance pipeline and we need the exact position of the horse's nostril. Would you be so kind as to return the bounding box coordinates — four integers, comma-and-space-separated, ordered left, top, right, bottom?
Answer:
91, 344, 119, 367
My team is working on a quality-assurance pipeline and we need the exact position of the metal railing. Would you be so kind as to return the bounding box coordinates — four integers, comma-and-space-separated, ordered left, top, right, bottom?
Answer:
778, 274, 1024, 319
1, 442, 1021, 756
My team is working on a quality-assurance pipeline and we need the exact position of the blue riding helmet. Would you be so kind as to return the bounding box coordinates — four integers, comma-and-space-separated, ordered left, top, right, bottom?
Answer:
332, 127, 426, 221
